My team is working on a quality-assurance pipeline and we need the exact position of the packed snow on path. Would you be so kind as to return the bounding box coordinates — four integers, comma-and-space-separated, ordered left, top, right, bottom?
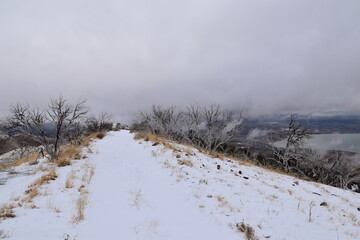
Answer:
1, 130, 360, 240
77, 131, 239, 240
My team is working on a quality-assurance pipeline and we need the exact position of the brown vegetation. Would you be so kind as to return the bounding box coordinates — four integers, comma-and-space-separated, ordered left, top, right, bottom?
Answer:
72, 189, 88, 223
0, 203, 16, 219
177, 159, 194, 167
236, 222, 259, 240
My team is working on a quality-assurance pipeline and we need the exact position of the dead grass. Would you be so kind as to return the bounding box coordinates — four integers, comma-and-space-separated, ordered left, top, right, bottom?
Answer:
23, 187, 39, 203
95, 132, 106, 139
23, 167, 57, 203
130, 189, 143, 209
30, 167, 57, 187
134, 132, 164, 143
236, 222, 259, 240
0, 203, 16, 219
72, 188, 88, 223
65, 170, 76, 188
0, 153, 39, 171
81, 163, 95, 184
177, 159, 194, 167
57, 144, 83, 167
46, 198, 61, 213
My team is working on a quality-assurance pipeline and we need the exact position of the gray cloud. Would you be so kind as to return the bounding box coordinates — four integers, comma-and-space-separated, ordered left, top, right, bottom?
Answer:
1, 0, 360, 123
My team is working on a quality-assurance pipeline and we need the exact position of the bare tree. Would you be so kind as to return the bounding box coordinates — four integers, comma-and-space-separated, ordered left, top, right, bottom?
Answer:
271, 114, 311, 172
6, 96, 88, 160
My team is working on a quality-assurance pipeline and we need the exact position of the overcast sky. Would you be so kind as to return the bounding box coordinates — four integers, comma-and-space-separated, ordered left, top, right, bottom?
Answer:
1, 0, 359, 123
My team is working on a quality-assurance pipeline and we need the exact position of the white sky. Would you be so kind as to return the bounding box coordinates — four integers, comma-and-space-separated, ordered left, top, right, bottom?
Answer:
1, 0, 360, 123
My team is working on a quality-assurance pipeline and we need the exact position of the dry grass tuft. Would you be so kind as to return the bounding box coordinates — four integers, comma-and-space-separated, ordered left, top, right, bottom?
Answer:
34, 168, 57, 186
0, 203, 16, 219
236, 222, 259, 240
133, 132, 164, 143
24, 167, 57, 202
57, 144, 84, 167
56, 157, 71, 167
65, 170, 76, 188
23, 187, 39, 203
178, 159, 194, 167
72, 189, 88, 223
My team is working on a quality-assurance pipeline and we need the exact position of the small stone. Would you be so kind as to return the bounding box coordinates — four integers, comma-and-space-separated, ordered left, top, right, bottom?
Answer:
320, 202, 328, 207
206, 194, 213, 198
176, 155, 181, 158
294, 181, 299, 185
152, 142, 159, 146
357, 207, 360, 211
217, 165, 221, 170
238, 170, 242, 175
243, 176, 249, 180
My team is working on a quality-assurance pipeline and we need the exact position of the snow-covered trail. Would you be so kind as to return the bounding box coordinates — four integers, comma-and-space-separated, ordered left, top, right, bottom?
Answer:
77, 131, 239, 240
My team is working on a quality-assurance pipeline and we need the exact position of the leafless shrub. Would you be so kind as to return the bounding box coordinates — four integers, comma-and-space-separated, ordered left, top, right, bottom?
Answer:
133, 104, 243, 154
86, 113, 113, 133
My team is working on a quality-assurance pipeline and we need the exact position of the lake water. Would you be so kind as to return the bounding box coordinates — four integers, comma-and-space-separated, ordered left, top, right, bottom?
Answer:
274, 133, 360, 153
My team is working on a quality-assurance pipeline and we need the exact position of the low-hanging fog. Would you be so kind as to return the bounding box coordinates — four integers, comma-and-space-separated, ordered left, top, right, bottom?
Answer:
1, 0, 360, 123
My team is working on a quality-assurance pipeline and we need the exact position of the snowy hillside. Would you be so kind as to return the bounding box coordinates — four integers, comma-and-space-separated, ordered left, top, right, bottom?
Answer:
1, 131, 359, 240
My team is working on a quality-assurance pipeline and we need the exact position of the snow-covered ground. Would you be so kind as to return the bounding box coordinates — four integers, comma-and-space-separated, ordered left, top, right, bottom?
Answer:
0, 131, 359, 239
